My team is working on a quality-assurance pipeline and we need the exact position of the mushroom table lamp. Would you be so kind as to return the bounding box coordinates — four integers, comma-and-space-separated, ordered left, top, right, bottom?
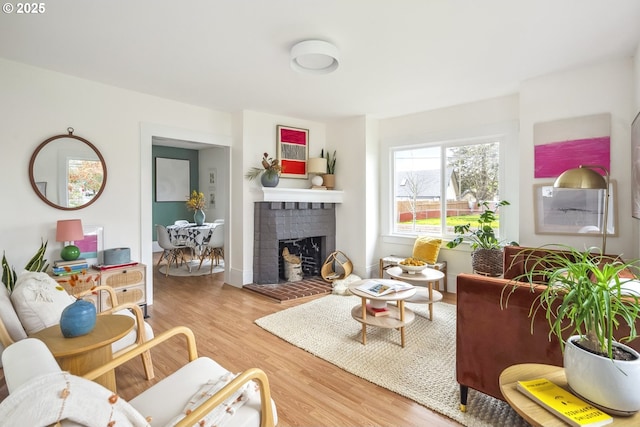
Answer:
308, 157, 328, 189
56, 219, 84, 261
553, 165, 609, 254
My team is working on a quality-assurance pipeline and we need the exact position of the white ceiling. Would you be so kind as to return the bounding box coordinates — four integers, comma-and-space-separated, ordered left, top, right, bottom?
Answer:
1, 0, 640, 121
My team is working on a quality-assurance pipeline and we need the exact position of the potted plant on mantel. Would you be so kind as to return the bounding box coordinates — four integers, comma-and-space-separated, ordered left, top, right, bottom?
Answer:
245, 152, 281, 188
320, 149, 336, 190
446, 200, 516, 276
508, 245, 640, 415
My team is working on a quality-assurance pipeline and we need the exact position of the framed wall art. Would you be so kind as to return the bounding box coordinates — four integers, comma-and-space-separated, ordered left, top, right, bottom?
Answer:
276, 125, 308, 179
533, 113, 610, 179
76, 225, 104, 266
155, 157, 190, 202
534, 181, 617, 236
632, 111, 640, 219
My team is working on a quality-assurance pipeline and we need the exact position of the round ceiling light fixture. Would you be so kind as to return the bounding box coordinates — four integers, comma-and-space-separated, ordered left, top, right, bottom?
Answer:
290, 40, 340, 75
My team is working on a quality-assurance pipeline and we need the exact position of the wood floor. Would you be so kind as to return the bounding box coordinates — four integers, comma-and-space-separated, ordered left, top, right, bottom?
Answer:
0, 260, 463, 426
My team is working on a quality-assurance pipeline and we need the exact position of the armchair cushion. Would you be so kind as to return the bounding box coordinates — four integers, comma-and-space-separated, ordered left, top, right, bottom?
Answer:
10, 271, 74, 335
130, 357, 273, 427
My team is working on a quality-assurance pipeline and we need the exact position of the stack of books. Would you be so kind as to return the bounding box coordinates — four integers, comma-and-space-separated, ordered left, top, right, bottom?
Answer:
365, 303, 390, 317
52, 258, 89, 276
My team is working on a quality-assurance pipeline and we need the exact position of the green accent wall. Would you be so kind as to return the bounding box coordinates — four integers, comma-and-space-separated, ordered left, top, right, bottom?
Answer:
152, 146, 199, 241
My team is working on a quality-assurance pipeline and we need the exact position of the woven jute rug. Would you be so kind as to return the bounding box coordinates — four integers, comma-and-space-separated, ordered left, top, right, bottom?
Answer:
255, 294, 528, 427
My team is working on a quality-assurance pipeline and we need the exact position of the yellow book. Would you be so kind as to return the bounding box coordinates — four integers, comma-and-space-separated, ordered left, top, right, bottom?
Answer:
517, 378, 612, 427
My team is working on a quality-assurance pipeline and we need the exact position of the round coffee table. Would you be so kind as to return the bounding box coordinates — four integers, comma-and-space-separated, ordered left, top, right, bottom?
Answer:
29, 314, 134, 392
348, 279, 416, 348
386, 266, 444, 321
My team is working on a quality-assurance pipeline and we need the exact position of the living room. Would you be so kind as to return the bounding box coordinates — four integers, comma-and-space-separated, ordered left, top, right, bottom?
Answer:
1, 2, 640, 425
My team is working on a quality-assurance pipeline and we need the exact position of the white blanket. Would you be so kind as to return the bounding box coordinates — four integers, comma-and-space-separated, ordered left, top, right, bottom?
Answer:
0, 371, 150, 426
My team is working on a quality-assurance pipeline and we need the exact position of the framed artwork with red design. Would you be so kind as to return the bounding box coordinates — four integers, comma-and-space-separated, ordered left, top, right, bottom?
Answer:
276, 125, 308, 179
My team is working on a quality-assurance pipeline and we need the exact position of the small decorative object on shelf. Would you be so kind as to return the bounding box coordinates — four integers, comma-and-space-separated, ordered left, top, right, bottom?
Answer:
186, 190, 206, 225
320, 149, 336, 190
59, 298, 97, 338
245, 152, 281, 187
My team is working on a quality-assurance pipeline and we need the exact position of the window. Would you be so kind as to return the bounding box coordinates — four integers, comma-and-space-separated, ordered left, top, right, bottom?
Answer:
392, 138, 501, 238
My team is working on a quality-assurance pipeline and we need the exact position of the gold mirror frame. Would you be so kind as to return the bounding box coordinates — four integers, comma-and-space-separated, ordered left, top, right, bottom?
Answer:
29, 128, 108, 210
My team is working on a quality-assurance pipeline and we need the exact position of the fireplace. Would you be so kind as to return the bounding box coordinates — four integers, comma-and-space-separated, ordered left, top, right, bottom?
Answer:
253, 201, 336, 284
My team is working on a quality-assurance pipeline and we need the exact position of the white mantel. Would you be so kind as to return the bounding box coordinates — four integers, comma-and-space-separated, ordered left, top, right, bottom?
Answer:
251, 187, 344, 203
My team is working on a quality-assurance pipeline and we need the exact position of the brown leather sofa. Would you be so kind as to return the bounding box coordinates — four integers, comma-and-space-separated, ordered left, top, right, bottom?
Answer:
455, 246, 640, 411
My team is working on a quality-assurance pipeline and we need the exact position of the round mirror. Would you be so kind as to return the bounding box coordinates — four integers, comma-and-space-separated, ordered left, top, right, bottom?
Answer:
29, 128, 107, 210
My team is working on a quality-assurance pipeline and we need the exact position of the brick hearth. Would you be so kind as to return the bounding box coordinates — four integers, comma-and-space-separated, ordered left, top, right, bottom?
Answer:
244, 277, 332, 302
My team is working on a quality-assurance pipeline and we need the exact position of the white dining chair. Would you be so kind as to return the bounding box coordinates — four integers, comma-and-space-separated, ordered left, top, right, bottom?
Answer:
174, 219, 190, 226
198, 224, 224, 273
156, 224, 190, 276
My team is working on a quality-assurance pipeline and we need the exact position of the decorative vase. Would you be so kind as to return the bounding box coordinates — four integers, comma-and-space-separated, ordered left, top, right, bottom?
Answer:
322, 174, 335, 190
261, 173, 279, 188
194, 209, 206, 226
59, 299, 97, 338
564, 335, 640, 415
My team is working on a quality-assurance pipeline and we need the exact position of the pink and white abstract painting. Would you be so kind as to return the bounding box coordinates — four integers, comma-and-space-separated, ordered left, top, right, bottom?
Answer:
533, 113, 610, 179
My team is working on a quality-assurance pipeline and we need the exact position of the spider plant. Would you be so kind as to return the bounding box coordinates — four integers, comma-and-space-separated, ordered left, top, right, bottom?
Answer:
506, 244, 640, 360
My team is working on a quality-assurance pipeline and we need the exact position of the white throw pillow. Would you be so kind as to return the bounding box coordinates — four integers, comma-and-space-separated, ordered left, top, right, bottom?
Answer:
10, 271, 75, 335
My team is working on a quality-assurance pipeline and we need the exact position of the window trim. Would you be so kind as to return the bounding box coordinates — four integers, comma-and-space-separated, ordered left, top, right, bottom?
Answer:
385, 126, 517, 245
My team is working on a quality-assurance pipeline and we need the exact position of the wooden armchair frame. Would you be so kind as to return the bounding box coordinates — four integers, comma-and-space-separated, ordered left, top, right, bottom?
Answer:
82, 326, 276, 427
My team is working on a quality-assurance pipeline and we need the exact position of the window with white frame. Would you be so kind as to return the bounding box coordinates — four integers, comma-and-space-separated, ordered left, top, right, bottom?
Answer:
392, 138, 502, 237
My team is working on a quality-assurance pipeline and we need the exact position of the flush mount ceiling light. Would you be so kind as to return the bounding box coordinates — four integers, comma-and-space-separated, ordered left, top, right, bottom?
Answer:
290, 40, 340, 75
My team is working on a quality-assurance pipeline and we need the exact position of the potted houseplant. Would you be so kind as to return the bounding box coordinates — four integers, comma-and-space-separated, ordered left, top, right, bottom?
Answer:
509, 245, 640, 415
446, 200, 515, 276
320, 149, 336, 190
245, 152, 281, 187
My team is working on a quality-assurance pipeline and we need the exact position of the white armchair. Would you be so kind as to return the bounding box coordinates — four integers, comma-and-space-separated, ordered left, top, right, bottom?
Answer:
1, 328, 277, 427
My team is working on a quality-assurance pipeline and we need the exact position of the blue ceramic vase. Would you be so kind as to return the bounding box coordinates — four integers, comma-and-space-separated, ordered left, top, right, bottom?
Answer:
194, 209, 206, 226
60, 299, 97, 338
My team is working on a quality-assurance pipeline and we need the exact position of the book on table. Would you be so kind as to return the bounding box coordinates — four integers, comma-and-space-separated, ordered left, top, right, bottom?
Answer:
365, 303, 390, 317
516, 378, 612, 426
52, 264, 90, 275
53, 258, 87, 267
356, 280, 413, 297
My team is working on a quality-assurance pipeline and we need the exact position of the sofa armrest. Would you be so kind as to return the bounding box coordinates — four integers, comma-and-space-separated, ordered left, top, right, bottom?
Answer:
456, 273, 563, 402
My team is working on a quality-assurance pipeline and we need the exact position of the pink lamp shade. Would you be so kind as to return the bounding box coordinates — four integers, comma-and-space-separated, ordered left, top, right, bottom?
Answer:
56, 219, 84, 261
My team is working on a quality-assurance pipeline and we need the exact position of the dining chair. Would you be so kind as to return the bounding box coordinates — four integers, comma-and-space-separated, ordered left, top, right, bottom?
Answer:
198, 224, 224, 273
156, 224, 190, 276
174, 219, 190, 226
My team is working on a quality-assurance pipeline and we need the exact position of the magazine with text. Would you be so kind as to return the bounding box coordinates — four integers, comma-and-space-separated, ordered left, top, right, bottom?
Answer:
357, 280, 413, 297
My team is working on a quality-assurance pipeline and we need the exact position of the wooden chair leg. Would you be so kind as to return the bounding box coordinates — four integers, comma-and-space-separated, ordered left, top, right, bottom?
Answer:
140, 350, 155, 380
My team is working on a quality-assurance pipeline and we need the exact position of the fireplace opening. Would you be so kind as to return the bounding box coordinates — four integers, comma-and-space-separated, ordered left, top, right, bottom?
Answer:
278, 237, 324, 281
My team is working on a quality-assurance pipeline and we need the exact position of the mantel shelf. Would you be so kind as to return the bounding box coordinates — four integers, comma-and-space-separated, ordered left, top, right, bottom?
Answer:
251, 187, 344, 203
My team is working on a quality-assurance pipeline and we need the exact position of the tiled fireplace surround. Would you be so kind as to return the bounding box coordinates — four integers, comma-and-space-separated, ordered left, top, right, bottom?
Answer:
253, 201, 336, 284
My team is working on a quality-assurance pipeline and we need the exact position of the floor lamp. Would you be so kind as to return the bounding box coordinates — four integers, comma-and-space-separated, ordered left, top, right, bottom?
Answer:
553, 165, 610, 254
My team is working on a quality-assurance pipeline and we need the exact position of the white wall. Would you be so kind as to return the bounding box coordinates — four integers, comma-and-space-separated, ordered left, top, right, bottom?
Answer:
378, 95, 520, 291
519, 58, 636, 258
0, 59, 231, 304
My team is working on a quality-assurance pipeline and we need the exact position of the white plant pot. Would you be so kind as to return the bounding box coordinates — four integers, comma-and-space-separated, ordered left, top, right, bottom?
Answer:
564, 335, 640, 416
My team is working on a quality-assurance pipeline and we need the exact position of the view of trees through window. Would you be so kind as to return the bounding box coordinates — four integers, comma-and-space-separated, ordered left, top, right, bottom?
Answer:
393, 140, 501, 236
67, 158, 104, 207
